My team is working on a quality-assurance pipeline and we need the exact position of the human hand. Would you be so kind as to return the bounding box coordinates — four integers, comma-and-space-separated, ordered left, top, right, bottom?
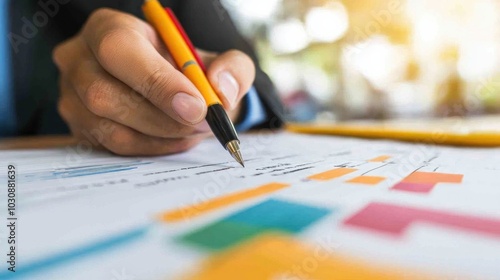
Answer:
53, 8, 255, 156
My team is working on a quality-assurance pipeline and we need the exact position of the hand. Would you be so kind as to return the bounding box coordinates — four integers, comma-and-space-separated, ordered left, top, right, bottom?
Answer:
53, 8, 255, 156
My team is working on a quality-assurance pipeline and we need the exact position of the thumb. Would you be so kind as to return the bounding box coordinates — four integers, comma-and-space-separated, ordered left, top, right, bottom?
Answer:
206, 50, 256, 111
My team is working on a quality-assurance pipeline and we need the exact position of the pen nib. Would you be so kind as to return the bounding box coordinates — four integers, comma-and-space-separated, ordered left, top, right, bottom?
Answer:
226, 140, 245, 167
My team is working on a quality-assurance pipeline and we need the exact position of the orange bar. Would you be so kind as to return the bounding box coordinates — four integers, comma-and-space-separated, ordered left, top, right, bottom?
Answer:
369, 155, 392, 162
308, 168, 357, 181
159, 183, 290, 222
347, 176, 386, 185
403, 172, 463, 184
183, 234, 434, 280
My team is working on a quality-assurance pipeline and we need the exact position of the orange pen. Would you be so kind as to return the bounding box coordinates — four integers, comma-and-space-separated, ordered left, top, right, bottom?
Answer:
142, 0, 244, 166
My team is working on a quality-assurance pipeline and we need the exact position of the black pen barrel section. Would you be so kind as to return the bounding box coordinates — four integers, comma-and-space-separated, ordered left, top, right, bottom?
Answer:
206, 104, 239, 149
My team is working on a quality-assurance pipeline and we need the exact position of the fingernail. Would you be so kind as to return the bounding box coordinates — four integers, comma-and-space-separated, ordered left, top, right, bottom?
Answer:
172, 93, 205, 123
218, 71, 239, 109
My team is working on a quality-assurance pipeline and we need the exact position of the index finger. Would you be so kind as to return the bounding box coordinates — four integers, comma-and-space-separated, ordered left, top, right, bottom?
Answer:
82, 8, 207, 125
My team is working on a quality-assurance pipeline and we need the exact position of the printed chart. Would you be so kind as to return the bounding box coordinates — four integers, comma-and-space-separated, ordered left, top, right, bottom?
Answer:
1, 133, 499, 279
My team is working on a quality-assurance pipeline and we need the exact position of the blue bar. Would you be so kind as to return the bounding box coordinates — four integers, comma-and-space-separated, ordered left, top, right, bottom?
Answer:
0, 226, 150, 279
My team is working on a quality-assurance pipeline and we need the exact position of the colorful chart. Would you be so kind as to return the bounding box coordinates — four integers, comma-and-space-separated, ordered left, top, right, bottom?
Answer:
7, 129, 499, 280
180, 199, 331, 250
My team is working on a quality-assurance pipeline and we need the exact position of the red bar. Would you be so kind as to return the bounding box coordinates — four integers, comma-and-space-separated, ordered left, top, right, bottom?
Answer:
165, 8, 206, 72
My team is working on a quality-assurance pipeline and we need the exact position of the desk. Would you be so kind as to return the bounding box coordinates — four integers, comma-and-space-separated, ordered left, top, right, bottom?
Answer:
0, 135, 77, 150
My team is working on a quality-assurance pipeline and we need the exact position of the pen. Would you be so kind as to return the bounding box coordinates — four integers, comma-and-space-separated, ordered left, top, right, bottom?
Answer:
142, 0, 244, 167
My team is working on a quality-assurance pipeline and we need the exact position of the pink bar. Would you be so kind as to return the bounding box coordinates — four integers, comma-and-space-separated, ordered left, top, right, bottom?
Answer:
344, 202, 500, 238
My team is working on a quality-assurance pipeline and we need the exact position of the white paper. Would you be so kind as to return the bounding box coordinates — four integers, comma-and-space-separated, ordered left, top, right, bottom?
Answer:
0, 132, 499, 279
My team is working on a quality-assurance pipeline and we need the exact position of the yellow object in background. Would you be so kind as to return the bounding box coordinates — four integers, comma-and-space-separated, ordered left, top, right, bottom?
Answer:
287, 116, 500, 147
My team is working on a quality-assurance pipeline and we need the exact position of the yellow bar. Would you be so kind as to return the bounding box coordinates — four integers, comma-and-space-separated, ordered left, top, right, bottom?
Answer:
142, 0, 222, 106
159, 183, 290, 222
182, 234, 436, 280
308, 168, 357, 181
347, 176, 386, 185
369, 155, 391, 162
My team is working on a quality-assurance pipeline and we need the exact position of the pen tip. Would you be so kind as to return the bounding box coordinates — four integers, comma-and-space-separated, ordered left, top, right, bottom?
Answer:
226, 140, 245, 168
236, 157, 245, 168
232, 152, 245, 167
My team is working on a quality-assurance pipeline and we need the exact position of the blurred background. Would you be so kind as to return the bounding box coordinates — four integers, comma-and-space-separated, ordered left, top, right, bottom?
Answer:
222, 0, 500, 122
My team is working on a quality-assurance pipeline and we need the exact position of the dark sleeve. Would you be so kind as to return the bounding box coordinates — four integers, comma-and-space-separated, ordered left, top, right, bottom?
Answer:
10, 2, 68, 136
174, 0, 285, 130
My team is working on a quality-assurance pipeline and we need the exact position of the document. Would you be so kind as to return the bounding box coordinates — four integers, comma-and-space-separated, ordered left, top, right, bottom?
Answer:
1, 132, 500, 279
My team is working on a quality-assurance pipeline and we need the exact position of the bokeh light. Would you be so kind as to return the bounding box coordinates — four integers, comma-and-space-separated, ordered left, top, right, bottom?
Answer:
269, 19, 310, 54
305, 3, 349, 43
226, 0, 500, 121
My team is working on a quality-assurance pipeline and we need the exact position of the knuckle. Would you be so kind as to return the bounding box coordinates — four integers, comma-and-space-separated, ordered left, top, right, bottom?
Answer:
52, 40, 76, 71
57, 97, 71, 122
84, 79, 111, 116
95, 29, 125, 65
95, 28, 141, 69
52, 45, 64, 68
141, 69, 176, 104
107, 128, 136, 155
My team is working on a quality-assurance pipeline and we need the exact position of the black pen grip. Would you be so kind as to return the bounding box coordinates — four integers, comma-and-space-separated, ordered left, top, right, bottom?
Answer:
206, 104, 239, 149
